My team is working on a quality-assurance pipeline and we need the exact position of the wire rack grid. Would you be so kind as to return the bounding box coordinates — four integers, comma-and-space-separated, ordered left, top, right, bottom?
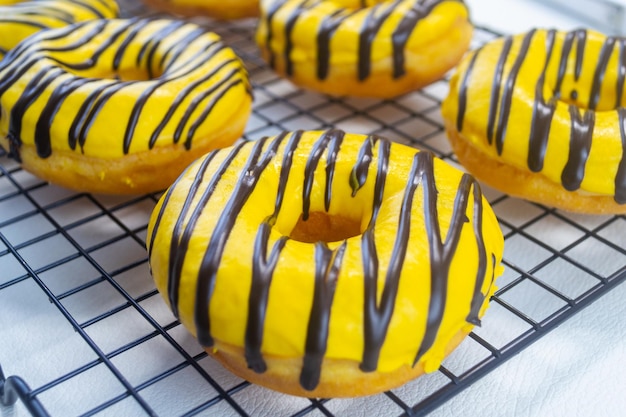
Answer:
1, 2, 626, 417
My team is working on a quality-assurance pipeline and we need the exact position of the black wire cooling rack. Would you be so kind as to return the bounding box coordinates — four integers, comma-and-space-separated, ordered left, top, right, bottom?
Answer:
2, 2, 626, 417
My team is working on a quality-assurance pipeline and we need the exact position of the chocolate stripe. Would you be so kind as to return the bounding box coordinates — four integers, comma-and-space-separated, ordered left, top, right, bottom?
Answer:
302, 129, 345, 220
245, 222, 289, 373
195, 136, 285, 346
300, 241, 347, 390
561, 105, 595, 191
154, 132, 495, 391
414, 171, 475, 363
0, 19, 247, 160
361, 150, 424, 372
527, 29, 557, 173
486, 36, 512, 145
244, 131, 301, 372
456, 48, 481, 132
266, 0, 464, 82
168, 144, 245, 317
494, 29, 536, 155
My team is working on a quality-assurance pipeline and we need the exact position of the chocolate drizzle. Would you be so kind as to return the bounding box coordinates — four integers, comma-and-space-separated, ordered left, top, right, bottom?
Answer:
358, 1, 396, 81
317, 10, 351, 80
302, 129, 345, 220
0, 18, 250, 161
391, 0, 454, 78
456, 48, 480, 132
262, 0, 283, 69
300, 240, 347, 390
266, 0, 464, 82
355, 137, 389, 372
561, 105, 595, 191
8, 67, 64, 157
456, 28, 626, 204
588, 37, 615, 111
246, 222, 289, 373
361, 149, 425, 372
0, 0, 119, 59
349, 134, 377, 195
414, 171, 477, 365
615, 39, 626, 110
283, 0, 314, 77
153, 131, 494, 391
527, 30, 557, 173
35, 77, 96, 158
245, 131, 300, 373
486, 36, 512, 145
493, 29, 536, 155
194, 137, 285, 346
466, 183, 489, 325
169, 144, 244, 318
573, 29, 587, 81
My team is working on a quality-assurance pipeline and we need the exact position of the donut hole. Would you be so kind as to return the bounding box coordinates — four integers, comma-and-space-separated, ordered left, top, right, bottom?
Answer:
544, 34, 626, 112
548, 79, 626, 112
550, 82, 613, 111
49, 57, 162, 81
288, 211, 362, 243
99, 68, 157, 82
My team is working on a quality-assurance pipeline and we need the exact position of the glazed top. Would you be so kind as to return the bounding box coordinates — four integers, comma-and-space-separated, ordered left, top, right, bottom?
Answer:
443, 28, 626, 204
147, 130, 504, 391
256, 0, 468, 80
0, 0, 119, 57
0, 18, 251, 162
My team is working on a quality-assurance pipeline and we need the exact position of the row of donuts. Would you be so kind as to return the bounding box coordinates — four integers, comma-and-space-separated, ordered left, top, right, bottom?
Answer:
0, 0, 506, 400
254, 1, 626, 214
0, 0, 473, 194
2, 0, 624, 214
0, 0, 621, 401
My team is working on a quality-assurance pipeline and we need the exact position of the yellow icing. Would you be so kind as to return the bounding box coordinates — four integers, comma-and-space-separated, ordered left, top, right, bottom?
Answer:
147, 131, 505, 375
0, 0, 119, 58
442, 28, 626, 199
0, 18, 252, 160
256, 0, 472, 98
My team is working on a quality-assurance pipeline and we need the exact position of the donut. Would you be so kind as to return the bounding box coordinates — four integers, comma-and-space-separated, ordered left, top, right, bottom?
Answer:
142, 0, 259, 20
0, 0, 119, 58
255, 0, 473, 98
442, 28, 626, 214
146, 129, 504, 397
0, 18, 252, 195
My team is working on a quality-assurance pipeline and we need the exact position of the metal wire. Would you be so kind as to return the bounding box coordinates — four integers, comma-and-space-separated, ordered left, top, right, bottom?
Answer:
1, 3, 626, 417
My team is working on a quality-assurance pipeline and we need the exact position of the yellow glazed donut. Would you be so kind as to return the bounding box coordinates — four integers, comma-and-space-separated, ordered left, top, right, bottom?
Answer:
255, 0, 473, 98
0, 0, 119, 58
142, 0, 259, 20
147, 130, 504, 397
442, 28, 626, 214
0, 18, 252, 195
